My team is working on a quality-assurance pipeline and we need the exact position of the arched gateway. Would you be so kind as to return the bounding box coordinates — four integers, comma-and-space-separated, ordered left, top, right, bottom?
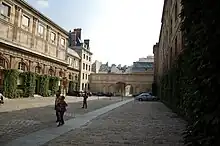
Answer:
89, 71, 153, 96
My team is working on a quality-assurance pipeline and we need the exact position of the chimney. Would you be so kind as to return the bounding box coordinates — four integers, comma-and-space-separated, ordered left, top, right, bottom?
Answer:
84, 39, 90, 49
73, 28, 82, 40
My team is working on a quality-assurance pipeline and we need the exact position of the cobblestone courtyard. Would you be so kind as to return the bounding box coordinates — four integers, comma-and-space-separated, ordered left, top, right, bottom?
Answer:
44, 101, 186, 146
0, 97, 122, 144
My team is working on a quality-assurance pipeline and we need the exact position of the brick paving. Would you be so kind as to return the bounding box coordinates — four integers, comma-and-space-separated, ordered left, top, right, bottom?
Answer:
44, 101, 186, 146
0, 97, 123, 145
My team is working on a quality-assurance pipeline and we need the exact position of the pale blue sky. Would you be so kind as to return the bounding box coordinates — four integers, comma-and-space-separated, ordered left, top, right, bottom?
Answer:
26, 0, 164, 66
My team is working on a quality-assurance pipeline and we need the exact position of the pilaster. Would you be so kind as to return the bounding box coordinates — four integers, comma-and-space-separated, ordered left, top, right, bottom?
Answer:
31, 17, 37, 48
12, 5, 21, 41
45, 25, 50, 53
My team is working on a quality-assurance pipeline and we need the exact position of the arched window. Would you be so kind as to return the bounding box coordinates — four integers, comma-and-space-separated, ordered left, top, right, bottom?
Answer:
35, 66, 41, 74
59, 71, 63, 77
48, 68, 54, 76
18, 62, 26, 71
0, 57, 5, 69
69, 73, 72, 80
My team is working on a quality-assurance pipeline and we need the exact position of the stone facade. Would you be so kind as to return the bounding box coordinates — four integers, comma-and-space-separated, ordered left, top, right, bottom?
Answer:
153, 0, 183, 87
69, 29, 93, 91
0, 0, 80, 93
89, 71, 153, 96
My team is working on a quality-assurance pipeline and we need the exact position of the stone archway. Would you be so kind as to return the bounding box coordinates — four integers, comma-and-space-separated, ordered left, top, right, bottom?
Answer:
0, 56, 8, 92
125, 84, 134, 96
108, 84, 114, 93
115, 82, 126, 96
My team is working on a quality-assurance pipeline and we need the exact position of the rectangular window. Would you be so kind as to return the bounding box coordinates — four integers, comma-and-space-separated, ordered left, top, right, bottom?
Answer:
68, 57, 72, 66
86, 56, 88, 60
22, 15, 30, 27
89, 57, 91, 61
82, 73, 84, 79
50, 32, 56, 42
89, 65, 90, 71
83, 54, 85, 59
83, 63, 85, 69
61, 38, 65, 46
38, 23, 44, 35
82, 83, 84, 90
75, 60, 78, 67
86, 64, 88, 70
0, 2, 10, 18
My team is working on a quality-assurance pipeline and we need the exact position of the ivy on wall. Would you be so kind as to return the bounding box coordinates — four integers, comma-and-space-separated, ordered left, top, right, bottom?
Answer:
39, 75, 49, 97
2, 69, 60, 98
20, 72, 36, 97
3, 69, 19, 99
49, 76, 60, 96
159, 0, 220, 145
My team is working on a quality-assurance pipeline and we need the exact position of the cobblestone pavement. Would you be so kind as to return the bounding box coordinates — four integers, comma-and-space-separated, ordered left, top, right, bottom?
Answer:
0, 97, 125, 144
44, 101, 186, 146
0, 96, 111, 112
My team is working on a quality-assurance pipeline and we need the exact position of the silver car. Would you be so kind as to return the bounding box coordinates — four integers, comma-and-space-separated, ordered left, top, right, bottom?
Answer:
135, 93, 158, 101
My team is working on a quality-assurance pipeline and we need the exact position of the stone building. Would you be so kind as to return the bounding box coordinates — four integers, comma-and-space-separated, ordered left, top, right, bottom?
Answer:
89, 71, 154, 96
0, 0, 80, 95
153, 0, 183, 89
132, 56, 154, 73
67, 48, 80, 91
69, 29, 93, 91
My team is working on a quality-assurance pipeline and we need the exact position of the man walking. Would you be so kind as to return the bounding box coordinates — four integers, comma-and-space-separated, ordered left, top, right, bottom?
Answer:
82, 92, 88, 109
0, 92, 5, 104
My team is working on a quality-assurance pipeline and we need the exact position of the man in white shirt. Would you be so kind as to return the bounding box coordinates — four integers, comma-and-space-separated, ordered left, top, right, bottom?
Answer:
0, 92, 4, 104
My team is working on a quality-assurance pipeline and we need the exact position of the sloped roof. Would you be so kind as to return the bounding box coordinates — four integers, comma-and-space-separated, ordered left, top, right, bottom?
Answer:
67, 48, 80, 59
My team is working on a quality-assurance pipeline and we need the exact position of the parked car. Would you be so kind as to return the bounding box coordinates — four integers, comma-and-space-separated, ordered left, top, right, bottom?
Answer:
134, 93, 159, 101
105, 92, 113, 97
67, 91, 81, 97
97, 92, 105, 96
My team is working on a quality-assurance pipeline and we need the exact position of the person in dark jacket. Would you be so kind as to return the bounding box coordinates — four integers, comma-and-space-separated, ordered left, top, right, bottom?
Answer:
56, 96, 68, 126
55, 93, 60, 122
82, 92, 88, 109
0, 92, 5, 104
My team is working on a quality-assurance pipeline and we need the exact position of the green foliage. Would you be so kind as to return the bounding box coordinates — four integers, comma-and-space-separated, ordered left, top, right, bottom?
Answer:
160, 0, 220, 145
20, 72, 36, 97
3, 69, 19, 99
16, 89, 24, 98
39, 75, 49, 97
49, 76, 60, 96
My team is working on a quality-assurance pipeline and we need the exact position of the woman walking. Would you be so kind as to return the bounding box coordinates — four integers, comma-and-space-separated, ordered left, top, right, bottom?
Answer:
55, 93, 60, 122
56, 96, 68, 127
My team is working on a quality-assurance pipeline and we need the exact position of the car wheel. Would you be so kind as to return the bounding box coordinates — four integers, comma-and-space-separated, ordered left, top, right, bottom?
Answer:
138, 98, 143, 101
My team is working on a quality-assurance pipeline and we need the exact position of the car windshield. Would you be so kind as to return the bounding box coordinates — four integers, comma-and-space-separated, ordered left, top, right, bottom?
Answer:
140, 93, 150, 96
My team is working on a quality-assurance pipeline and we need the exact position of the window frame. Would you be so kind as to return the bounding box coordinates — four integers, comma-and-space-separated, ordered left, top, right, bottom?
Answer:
60, 38, 65, 46
38, 23, 44, 35
22, 14, 30, 27
50, 31, 56, 43
0, 2, 11, 19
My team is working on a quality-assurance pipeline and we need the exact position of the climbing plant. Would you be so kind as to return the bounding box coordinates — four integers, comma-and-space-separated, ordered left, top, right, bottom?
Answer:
3, 69, 19, 99
39, 75, 49, 97
49, 76, 60, 96
160, 0, 220, 145
20, 72, 36, 97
